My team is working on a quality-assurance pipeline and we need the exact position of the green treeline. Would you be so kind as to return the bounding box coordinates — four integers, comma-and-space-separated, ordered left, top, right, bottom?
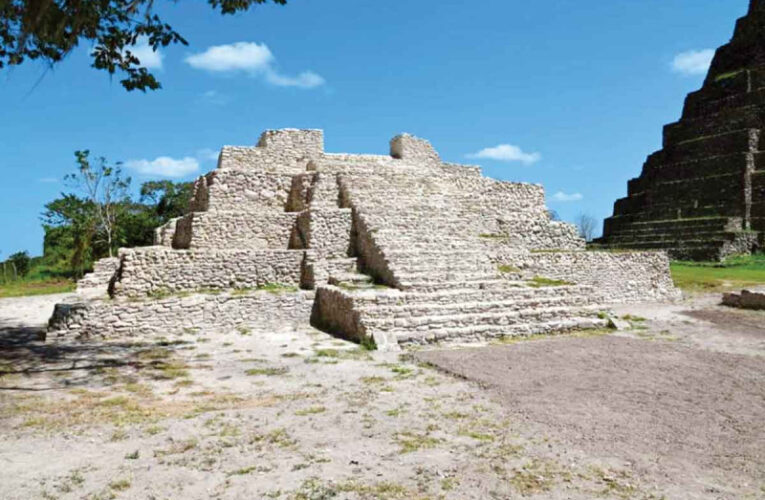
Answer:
1, 151, 192, 286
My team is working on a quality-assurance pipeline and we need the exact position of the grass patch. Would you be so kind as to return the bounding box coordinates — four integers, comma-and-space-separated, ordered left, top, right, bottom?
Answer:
497, 264, 520, 273
257, 282, 299, 294
494, 328, 612, 345
621, 314, 646, 322
109, 478, 132, 491
0, 278, 75, 298
671, 254, 765, 292
714, 69, 745, 82
245, 367, 288, 377
294, 406, 326, 416
395, 431, 442, 453
311, 347, 372, 361
526, 276, 573, 288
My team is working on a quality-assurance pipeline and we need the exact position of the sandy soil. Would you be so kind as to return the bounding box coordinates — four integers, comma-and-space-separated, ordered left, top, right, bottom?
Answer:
0, 292, 763, 499
418, 298, 765, 500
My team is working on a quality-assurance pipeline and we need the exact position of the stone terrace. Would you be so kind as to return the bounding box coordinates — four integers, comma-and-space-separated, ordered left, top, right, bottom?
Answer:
49, 129, 679, 351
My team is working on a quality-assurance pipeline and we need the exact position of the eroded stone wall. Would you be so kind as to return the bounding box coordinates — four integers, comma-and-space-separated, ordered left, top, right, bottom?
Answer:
188, 212, 296, 250
291, 209, 352, 259
111, 247, 304, 297
205, 171, 295, 212
50, 291, 314, 338
502, 251, 681, 303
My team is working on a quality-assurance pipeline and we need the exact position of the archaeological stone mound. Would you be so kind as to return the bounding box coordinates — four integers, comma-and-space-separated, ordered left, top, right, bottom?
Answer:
598, 0, 765, 260
49, 129, 679, 350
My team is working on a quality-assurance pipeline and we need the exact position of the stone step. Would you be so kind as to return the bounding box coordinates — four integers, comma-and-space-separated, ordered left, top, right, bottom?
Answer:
397, 277, 521, 291
328, 273, 374, 287
391, 316, 608, 346
664, 104, 764, 146
364, 305, 600, 332
605, 229, 735, 241
394, 271, 498, 285
664, 128, 759, 163
602, 238, 730, 248
609, 217, 735, 230
633, 153, 751, 192
360, 295, 593, 322
353, 283, 591, 306
683, 85, 765, 120
682, 69, 752, 116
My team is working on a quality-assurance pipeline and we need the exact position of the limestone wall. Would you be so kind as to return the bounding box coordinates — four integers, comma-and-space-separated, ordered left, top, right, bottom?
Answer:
218, 129, 324, 174
49, 291, 315, 338
291, 208, 352, 258
188, 212, 296, 250
112, 247, 304, 297
206, 171, 295, 212
503, 250, 681, 303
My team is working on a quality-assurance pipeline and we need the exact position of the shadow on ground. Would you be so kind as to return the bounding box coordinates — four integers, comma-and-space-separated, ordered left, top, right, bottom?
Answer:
0, 324, 189, 391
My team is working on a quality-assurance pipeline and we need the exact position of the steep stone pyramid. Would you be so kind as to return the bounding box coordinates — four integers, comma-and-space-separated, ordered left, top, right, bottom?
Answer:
50, 129, 677, 351
599, 0, 765, 260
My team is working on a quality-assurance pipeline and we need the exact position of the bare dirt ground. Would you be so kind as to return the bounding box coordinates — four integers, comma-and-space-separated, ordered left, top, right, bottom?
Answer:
0, 292, 763, 499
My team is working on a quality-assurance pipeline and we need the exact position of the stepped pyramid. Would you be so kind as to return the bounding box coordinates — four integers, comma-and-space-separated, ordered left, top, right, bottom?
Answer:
49, 129, 678, 350
599, 0, 765, 260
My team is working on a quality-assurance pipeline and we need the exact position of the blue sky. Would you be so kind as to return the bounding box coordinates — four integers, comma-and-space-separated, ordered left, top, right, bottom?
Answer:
0, 0, 750, 256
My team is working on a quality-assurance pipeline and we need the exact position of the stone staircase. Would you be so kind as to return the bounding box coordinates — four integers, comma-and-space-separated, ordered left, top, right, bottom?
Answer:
310, 146, 607, 350
599, 217, 758, 260
313, 281, 605, 350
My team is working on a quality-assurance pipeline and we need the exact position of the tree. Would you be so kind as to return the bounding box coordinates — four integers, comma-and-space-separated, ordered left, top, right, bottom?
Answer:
42, 193, 96, 277
7, 251, 31, 277
65, 151, 130, 258
0, 0, 286, 91
576, 213, 598, 242
140, 180, 192, 220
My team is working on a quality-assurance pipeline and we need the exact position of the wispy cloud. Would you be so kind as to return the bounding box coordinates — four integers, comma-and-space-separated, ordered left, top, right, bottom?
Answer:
125, 156, 199, 178
551, 191, 583, 202
671, 49, 714, 76
185, 42, 325, 89
199, 90, 230, 105
196, 148, 220, 162
466, 144, 541, 165
126, 38, 163, 70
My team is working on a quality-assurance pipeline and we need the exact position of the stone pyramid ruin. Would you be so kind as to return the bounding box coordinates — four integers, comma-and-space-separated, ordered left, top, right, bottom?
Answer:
50, 129, 678, 350
598, 0, 765, 260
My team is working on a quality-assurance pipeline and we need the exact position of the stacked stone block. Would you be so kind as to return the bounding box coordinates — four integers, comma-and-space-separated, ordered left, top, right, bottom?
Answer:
599, 1, 765, 260
52, 128, 679, 350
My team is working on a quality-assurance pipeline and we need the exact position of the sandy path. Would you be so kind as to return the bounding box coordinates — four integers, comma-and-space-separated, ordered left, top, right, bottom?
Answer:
1, 292, 763, 499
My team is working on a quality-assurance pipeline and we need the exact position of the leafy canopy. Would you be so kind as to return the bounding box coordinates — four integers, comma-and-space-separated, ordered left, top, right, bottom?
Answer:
42, 150, 192, 276
0, 0, 287, 91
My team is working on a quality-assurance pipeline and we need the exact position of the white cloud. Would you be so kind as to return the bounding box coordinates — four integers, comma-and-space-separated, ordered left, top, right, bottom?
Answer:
186, 42, 273, 72
125, 156, 199, 178
551, 191, 583, 202
127, 38, 163, 70
671, 49, 714, 76
265, 70, 325, 89
185, 42, 325, 89
466, 144, 541, 165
